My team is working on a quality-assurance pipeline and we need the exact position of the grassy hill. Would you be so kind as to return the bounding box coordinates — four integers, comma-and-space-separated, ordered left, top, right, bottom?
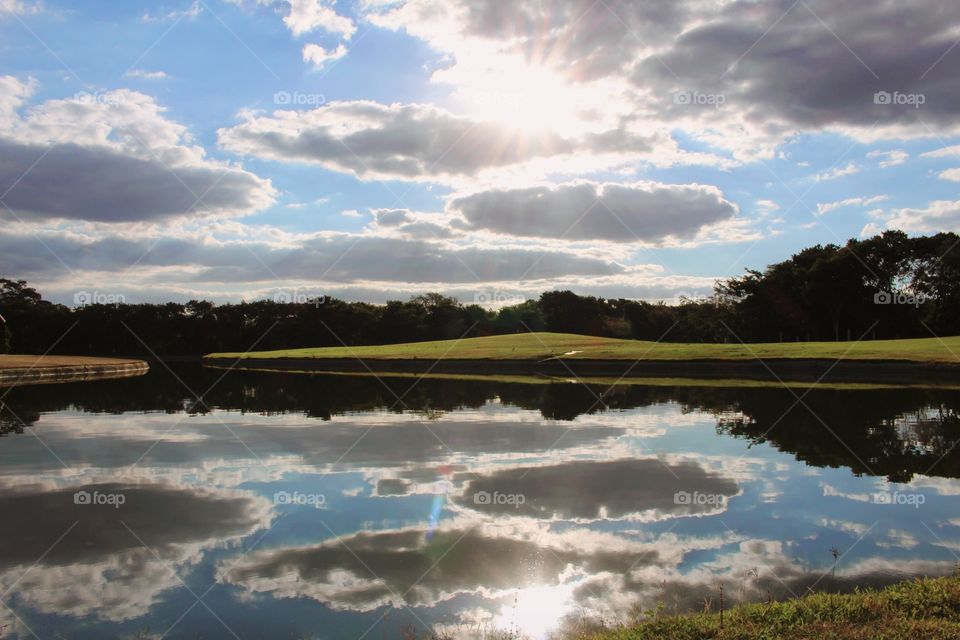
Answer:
207, 332, 960, 363
576, 574, 960, 640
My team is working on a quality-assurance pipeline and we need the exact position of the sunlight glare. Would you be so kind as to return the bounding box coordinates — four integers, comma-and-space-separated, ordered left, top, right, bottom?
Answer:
493, 583, 577, 640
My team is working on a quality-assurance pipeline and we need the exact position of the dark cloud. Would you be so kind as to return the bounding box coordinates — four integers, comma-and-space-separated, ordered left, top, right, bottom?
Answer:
452, 181, 737, 242
637, 0, 960, 132
0, 139, 272, 223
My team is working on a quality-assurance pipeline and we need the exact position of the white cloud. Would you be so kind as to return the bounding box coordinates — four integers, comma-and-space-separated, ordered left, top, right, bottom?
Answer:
920, 145, 960, 159
866, 149, 908, 168
283, 0, 355, 38
755, 200, 780, 214
880, 200, 960, 233
0, 76, 275, 223
813, 163, 861, 182
302, 42, 348, 69
815, 195, 888, 216
938, 168, 960, 182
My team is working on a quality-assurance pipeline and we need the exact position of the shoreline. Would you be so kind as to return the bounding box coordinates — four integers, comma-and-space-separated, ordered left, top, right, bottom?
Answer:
201, 355, 960, 384
0, 355, 150, 387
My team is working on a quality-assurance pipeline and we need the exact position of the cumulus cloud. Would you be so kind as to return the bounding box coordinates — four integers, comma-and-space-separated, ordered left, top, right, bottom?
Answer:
450, 180, 739, 243
370, 0, 960, 154
215, 100, 727, 184
879, 200, 960, 234
283, 0, 355, 38
219, 100, 586, 181
302, 42, 348, 69
0, 77, 275, 223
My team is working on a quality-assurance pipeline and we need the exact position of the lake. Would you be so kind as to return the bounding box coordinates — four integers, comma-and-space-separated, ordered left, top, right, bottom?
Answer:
0, 365, 958, 639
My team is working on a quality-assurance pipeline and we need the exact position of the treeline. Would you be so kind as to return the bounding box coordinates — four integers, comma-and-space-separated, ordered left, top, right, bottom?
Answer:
1, 230, 958, 357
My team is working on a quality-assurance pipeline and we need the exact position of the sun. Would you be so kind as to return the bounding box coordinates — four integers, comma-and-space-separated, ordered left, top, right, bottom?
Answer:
445, 55, 590, 133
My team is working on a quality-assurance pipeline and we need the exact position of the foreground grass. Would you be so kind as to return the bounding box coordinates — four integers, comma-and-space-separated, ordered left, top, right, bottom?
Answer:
207, 332, 960, 364
576, 574, 960, 640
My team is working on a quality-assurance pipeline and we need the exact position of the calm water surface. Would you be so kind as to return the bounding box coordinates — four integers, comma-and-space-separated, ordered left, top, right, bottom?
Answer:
0, 366, 958, 639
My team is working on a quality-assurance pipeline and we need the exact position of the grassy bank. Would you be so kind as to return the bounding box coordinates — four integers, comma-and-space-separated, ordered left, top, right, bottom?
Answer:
577, 574, 960, 640
0, 355, 149, 386
207, 332, 960, 364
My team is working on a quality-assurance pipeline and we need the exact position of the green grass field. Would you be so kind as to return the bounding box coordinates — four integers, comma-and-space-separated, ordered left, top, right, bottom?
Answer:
207, 331, 960, 364
572, 573, 960, 640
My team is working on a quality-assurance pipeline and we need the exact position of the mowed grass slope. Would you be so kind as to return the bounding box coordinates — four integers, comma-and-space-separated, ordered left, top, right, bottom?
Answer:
582, 574, 960, 640
207, 332, 960, 363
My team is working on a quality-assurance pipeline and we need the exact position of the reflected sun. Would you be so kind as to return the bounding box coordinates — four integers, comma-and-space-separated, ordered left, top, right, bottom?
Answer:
494, 583, 577, 640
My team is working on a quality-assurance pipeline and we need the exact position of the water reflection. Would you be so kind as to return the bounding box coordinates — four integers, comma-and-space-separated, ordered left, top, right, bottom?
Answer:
0, 366, 957, 638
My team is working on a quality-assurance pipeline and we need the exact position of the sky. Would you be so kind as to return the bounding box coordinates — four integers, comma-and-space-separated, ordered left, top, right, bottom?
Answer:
1, 0, 959, 307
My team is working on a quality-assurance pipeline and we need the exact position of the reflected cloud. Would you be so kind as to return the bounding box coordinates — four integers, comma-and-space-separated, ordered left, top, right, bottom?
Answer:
453, 458, 740, 521
0, 482, 272, 622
